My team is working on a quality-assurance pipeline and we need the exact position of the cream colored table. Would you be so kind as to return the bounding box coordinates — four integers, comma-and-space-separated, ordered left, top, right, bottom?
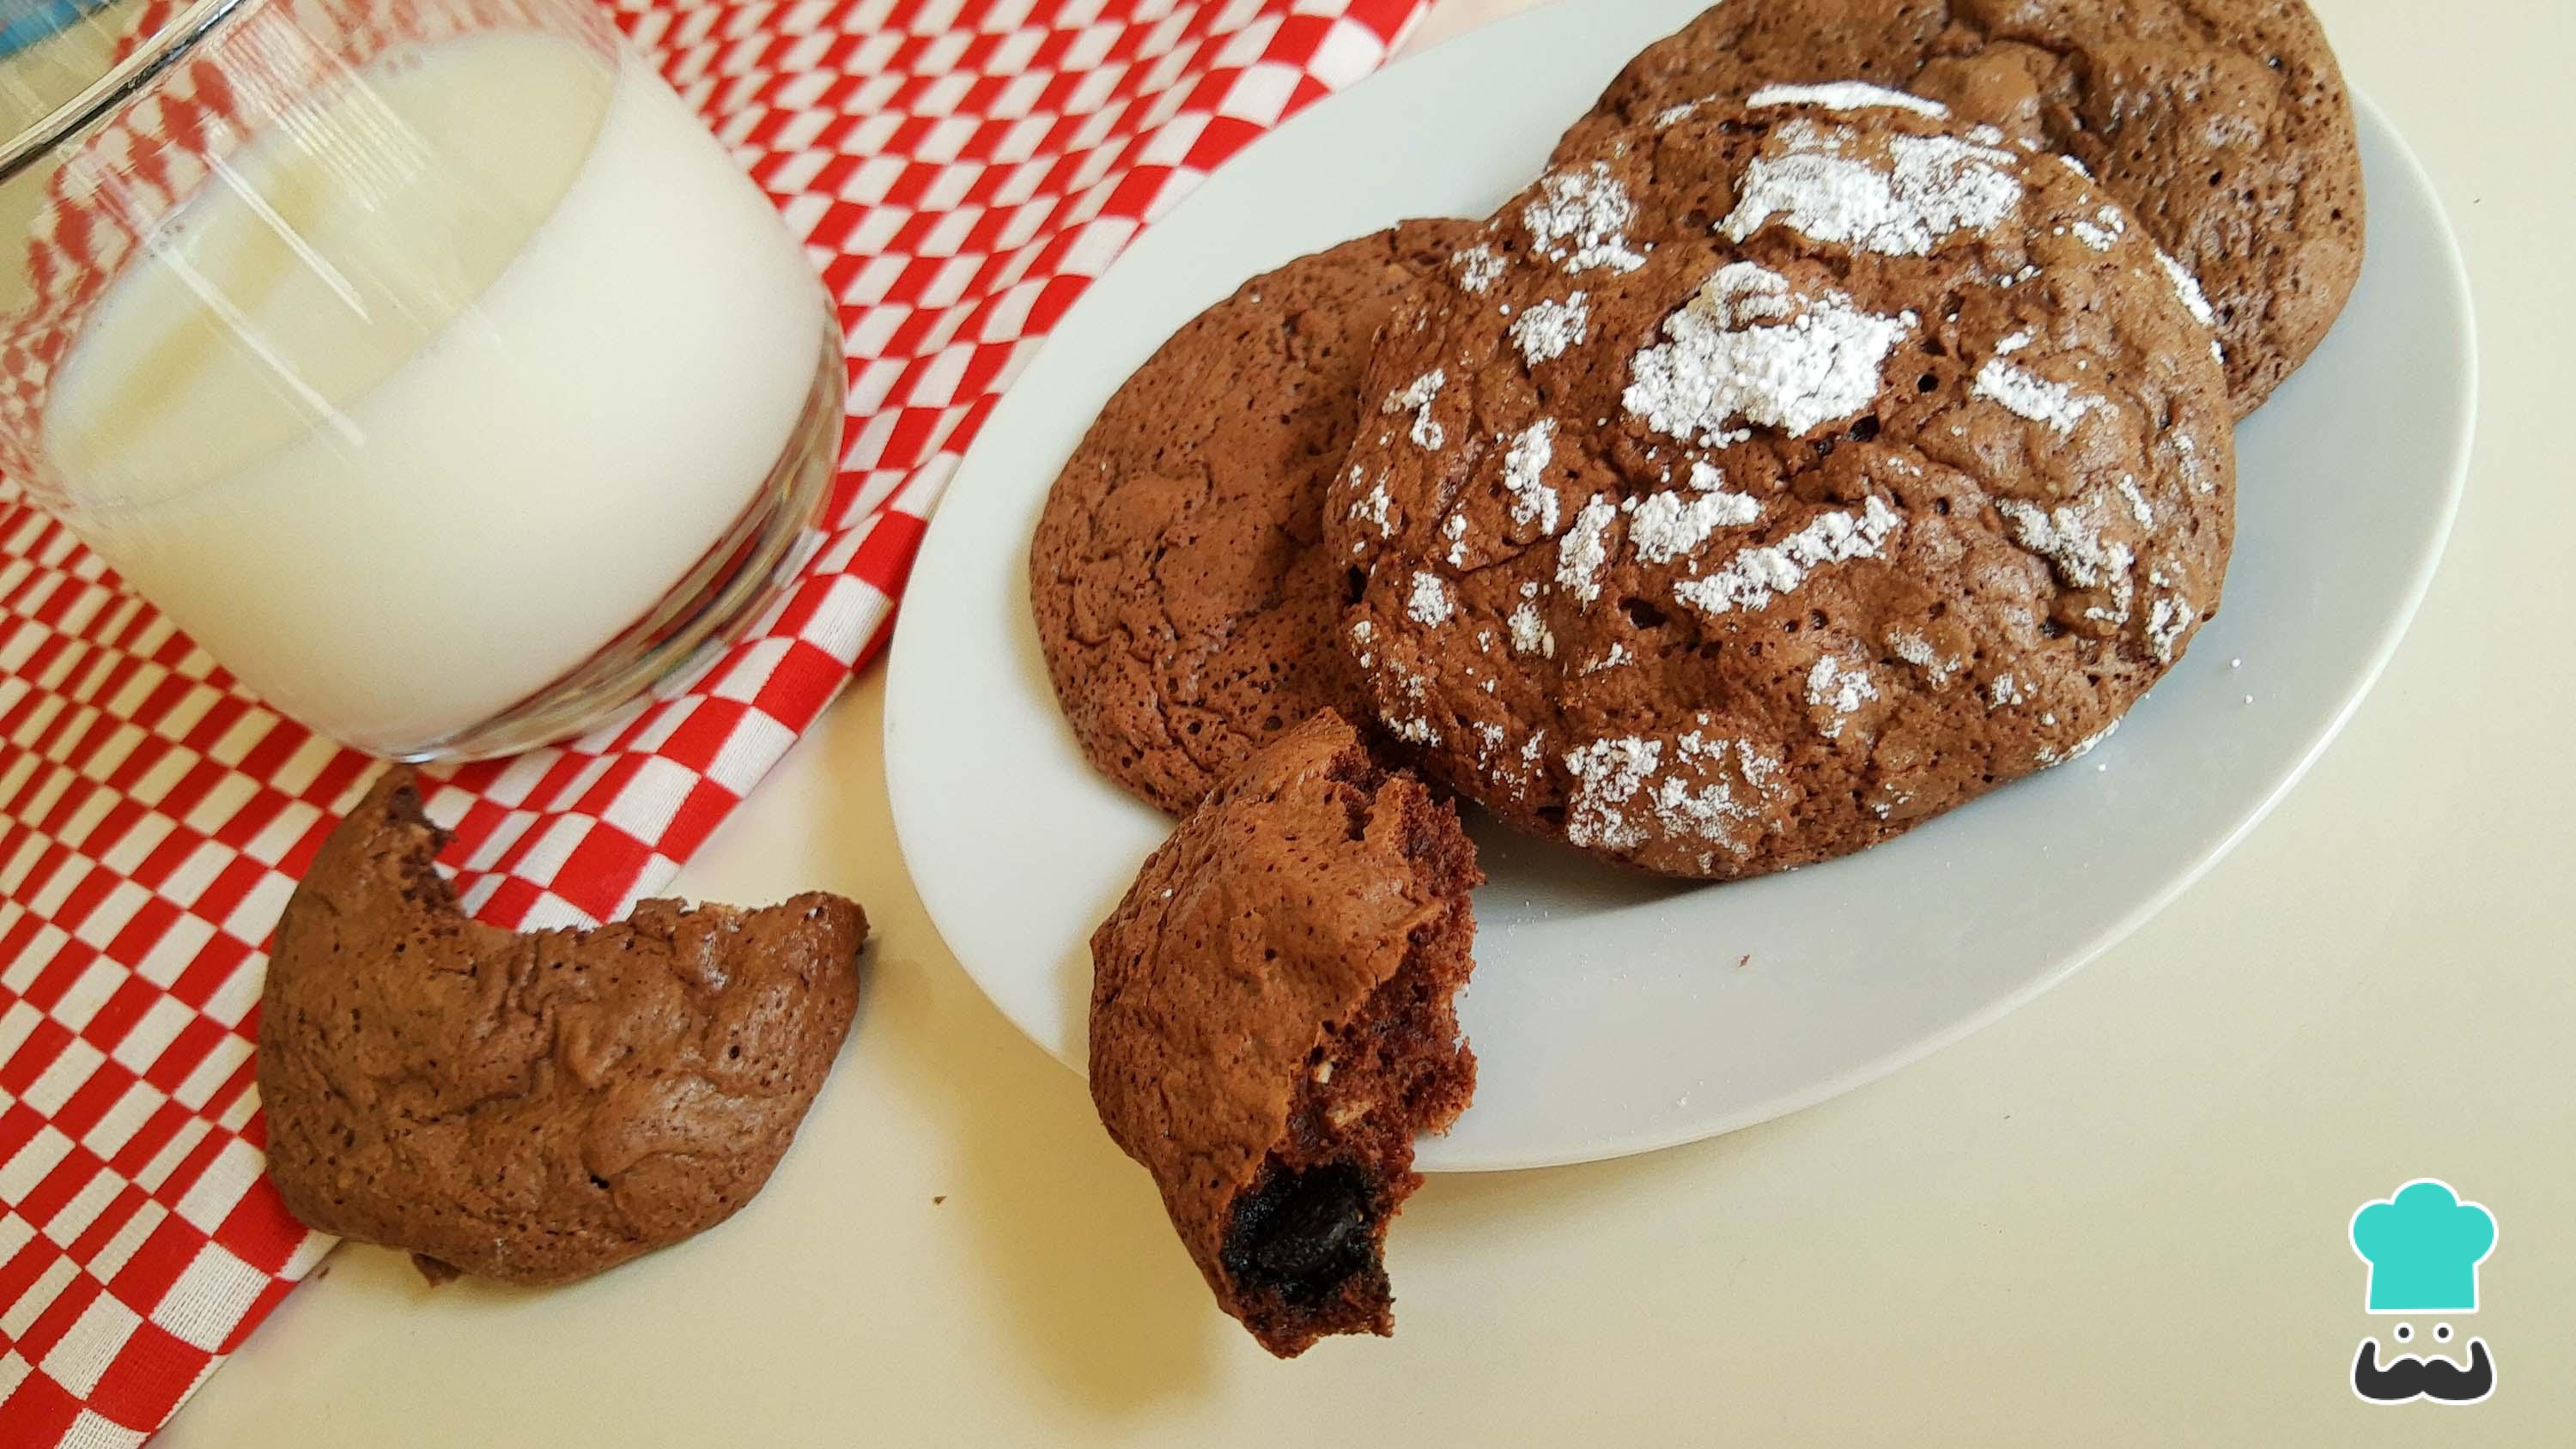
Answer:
167, 1, 2574, 1441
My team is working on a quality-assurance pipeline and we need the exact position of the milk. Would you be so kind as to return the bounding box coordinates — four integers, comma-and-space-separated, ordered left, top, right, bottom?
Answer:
46, 31, 830, 752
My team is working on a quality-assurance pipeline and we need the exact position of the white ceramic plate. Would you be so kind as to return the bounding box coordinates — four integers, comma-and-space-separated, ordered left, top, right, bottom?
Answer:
884, 0, 2474, 1171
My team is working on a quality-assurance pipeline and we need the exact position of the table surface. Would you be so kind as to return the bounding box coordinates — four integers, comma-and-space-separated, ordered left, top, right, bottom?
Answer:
167, 0, 2575, 1441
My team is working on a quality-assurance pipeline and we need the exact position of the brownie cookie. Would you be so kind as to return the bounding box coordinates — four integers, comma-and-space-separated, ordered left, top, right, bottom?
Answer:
258, 767, 867, 1285
1031, 221, 1481, 815
1328, 94, 2233, 879
1089, 711, 1479, 1356
1554, 0, 2364, 414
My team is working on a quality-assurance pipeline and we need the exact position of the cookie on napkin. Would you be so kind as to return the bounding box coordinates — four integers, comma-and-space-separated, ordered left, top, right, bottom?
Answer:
257, 767, 867, 1284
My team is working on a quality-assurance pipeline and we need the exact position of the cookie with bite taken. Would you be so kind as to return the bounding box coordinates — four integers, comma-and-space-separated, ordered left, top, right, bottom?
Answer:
1088, 710, 1479, 1356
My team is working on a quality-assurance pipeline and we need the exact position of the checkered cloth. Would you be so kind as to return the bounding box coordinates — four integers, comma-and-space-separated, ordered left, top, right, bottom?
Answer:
0, 0, 1431, 1439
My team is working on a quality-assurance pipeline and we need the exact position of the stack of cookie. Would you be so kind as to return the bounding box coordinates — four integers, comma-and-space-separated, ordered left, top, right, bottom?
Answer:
1036, 0, 2362, 1355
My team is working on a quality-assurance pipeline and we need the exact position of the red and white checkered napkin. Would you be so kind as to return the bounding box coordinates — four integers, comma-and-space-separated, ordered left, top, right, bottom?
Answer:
0, 0, 1431, 1438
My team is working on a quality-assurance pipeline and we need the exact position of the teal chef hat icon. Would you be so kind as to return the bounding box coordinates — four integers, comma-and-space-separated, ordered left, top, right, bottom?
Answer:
2351, 1179, 2496, 1314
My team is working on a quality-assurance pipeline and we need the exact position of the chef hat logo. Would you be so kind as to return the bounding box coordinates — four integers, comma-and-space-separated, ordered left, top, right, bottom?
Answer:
2350, 1179, 2496, 1314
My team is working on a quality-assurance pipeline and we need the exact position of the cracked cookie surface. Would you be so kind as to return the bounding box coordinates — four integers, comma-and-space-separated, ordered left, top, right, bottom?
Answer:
1553, 0, 2363, 415
1329, 94, 2233, 879
1030, 221, 1478, 815
257, 767, 867, 1284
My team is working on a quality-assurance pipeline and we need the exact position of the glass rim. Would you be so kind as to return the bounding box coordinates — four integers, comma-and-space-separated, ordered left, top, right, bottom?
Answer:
0, 0, 252, 185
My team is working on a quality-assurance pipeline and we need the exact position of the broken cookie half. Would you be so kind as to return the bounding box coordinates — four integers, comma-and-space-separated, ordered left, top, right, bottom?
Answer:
256, 767, 866, 1284
1088, 710, 1479, 1356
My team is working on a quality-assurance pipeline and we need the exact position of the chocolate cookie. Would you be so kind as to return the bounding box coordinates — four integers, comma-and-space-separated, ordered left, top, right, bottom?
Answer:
1031, 221, 1479, 815
258, 767, 867, 1284
1089, 711, 1479, 1356
1554, 0, 2363, 414
1328, 94, 2233, 879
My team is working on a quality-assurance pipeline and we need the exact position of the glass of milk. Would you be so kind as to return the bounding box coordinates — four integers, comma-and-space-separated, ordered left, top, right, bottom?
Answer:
0, 0, 841, 758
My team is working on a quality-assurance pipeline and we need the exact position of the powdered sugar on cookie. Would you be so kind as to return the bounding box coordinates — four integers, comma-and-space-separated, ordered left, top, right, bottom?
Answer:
1406, 571, 1454, 627
2155, 249, 2218, 328
1562, 736, 1662, 851
1723, 119, 2023, 257
1805, 656, 1879, 737
1451, 245, 1504, 294
1523, 162, 1649, 275
1502, 420, 1561, 533
1625, 262, 1910, 442
1629, 485, 1761, 563
1384, 369, 1447, 451
1507, 600, 1555, 658
1973, 355, 2105, 434
2035, 719, 2117, 767
1746, 82, 1947, 118
1556, 494, 1619, 603
1346, 465, 1394, 549
1886, 628, 1959, 684
2069, 203, 2125, 252
1510, 292, 1590, 365
1996, 499, 2131, 591
1672, 495, 1902, 616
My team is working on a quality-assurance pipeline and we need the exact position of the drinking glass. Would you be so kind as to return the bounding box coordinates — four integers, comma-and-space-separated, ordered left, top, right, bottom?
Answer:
0, 0, 841, 758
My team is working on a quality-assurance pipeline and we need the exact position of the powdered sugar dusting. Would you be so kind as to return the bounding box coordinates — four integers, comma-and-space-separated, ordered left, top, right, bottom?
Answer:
1999, 497, 2136, 624
1347, 465, 1394, 549
2175, 432, 2211, 494
1556, 494, 1619, 603
1503, 420, 1561, 534
1886, 628, 1959, 684
1997, 499, 2130, 591
1988, 673, 2025, 708
2117, 476, 2154, 529
1629, 486, 1761, 563
1805, 656, 1878, 737
2155, 248, 2218, 330
1747, 82, 1947, 118
2035, 718, 2117, 767
1452, 245, 1504, 294
1378, 656, 1439, 747
1625, 262, 1910, 442
1580, 642, 1632, 675
1672, 494, 1902, 616
1561, 729, 1786, 858
1656, 732, 1763, 852
1384, 369, 1447, 451
1723, 120, 2023, 258
1511, 292, 1590, 365
1507, 600, 1555, 658
1386, 714, 1439, 745
1973, 355, 2105, 434
1563, 736, 1662, 851
1406, 571, 1453, 627
1523, 162, 1649, 274
2147, 594, 2191, 663
2069, 203, 2125, 252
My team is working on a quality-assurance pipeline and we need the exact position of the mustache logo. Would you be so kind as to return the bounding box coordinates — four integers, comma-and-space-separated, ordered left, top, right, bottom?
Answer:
2352, 1337, 2494, 1404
